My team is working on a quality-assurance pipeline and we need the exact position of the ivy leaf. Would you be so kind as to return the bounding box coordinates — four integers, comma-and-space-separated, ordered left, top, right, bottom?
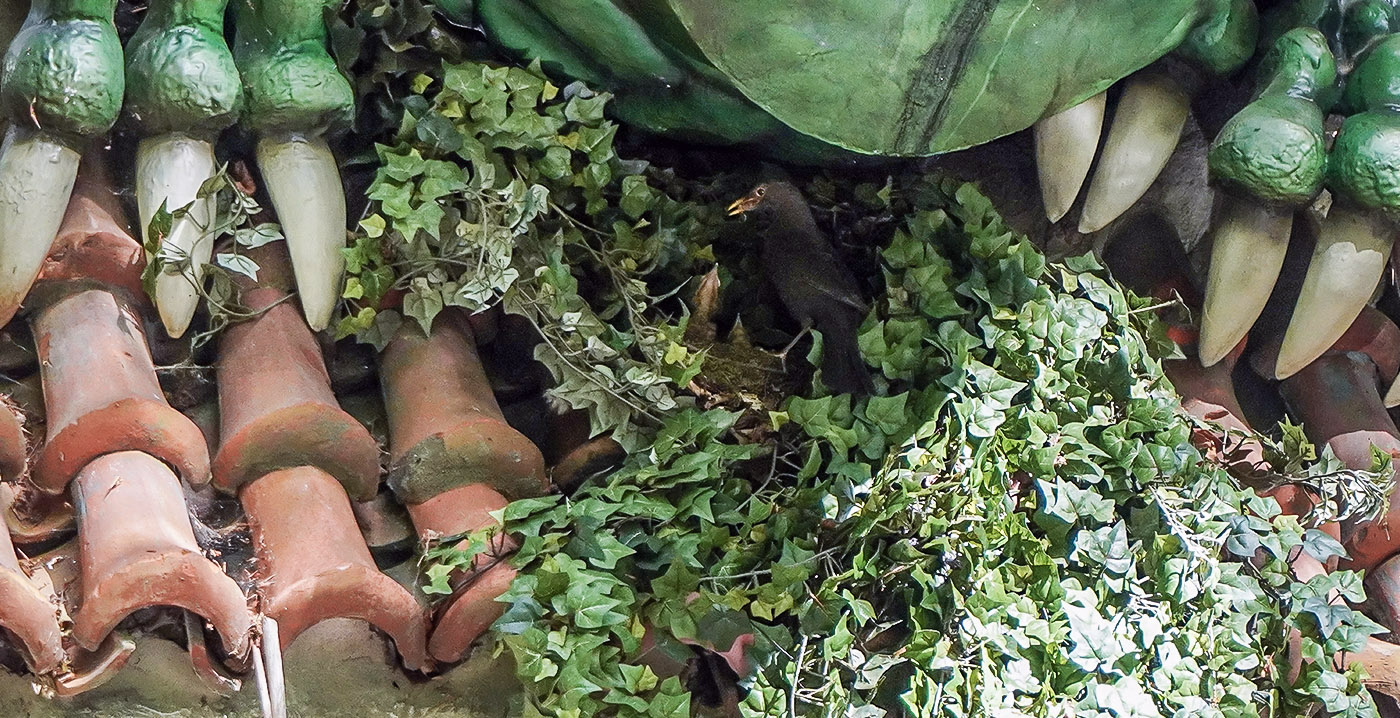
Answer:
651, 561, 699, 600
862, 393, 908, 436
403, 282, 445, 334
215, 253, 259, 281
233, 223, 284, 249
1063, 595, 1130, 672
1302, 596, 1353, 639
620, 175, 657, 219
1301, 528, 1347, 563
422, 563, 455, 596
366, 39, 1387, 714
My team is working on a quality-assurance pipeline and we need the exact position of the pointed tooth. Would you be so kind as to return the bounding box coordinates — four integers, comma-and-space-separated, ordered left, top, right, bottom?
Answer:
255, 133, 346, 332
1034, 91, 1106, 223
1197, 197, 1293, 366
1077, 74, 1190, 234
136, 134, 218, 339
1276, 205, 1393, 379
1386, 373, 1400, 408
0, 128, 80, 325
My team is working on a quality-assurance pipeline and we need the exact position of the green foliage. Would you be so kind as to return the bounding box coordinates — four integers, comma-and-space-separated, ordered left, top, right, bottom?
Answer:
141, 166, 284, 345
342, 57, 712, 448
343, 6, 1387, 715
1245, 419, 1391, 528
328, 0, 477, 137
420, 523, 513, 597
480, 180, 1386, 717
491, 408, 764, 718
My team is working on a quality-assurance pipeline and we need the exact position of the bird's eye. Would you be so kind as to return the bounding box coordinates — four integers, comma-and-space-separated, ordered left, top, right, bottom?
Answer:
755, 186, 766, 197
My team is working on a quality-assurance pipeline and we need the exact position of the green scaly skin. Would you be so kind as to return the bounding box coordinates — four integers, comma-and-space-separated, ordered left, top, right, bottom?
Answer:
1177, 0, 1261, 76
1341, 0, 1398, 58
125, 0, 242, 136
1, 0, 123, 144
1328, 110, 1400, 215
233, 0, 353, 135
1271, 30, 1400, 379
1209, 27, 1334, 206
1334, 34, 1400, 217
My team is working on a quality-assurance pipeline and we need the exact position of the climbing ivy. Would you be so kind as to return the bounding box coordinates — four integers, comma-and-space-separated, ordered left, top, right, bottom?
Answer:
341, 55, 714, 449
140, 165, 285, 347
485, 180, 1388, 717
336, 3, 1391, 715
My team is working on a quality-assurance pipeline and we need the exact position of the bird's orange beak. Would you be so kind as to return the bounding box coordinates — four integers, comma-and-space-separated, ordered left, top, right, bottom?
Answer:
726, 192, 762, 216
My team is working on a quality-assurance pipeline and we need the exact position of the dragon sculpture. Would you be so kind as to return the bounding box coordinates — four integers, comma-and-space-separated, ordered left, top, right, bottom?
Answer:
4, 0, 1400, 704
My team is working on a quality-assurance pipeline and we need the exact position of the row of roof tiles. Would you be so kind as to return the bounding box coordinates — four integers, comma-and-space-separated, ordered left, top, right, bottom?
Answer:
0, 151, 624, 711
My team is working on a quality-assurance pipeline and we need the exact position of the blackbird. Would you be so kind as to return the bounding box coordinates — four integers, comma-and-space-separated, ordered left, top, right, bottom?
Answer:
727, 180, 874, 395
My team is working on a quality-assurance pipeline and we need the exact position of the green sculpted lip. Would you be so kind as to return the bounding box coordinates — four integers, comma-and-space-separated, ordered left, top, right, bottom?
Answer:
0, 0, 122, 327
234, 0, 353, 136
125, 0, 241, 136
126, 0, 241, 339
235, 0, 353, 332
1197, 27, 1334, 369
2, 0, 123, 142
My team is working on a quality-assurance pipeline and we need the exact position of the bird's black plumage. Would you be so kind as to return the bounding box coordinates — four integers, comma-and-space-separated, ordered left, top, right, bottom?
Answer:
732, 180, 874, 395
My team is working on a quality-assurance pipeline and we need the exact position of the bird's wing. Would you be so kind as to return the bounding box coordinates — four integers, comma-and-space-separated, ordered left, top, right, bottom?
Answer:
802, 238, 868, 313
808, 275, 868, 314
765, 227, 868, 313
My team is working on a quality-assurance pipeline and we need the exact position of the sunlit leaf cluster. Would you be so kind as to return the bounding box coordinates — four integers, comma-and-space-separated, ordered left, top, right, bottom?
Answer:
141, 167, 284, 346
342, 56, 712, 448
483, 180, 1386, 718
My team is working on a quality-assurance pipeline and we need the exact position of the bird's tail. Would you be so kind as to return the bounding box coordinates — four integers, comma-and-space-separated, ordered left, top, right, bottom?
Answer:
820, 321, 875, 396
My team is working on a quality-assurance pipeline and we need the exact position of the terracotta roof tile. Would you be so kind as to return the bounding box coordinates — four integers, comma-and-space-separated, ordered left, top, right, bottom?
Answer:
68, 451, 253, 656
50, 632, 135, 697
0, 155, 496, 708
213, 245, 380, 500
33, 158, 145, 306
241, 466, 429, 671
0, 493, 63, 675
31, 288, 211, 493
380, 312, 548, 504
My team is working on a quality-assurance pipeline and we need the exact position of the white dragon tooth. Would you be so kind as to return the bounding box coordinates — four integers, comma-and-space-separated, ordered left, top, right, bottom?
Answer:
0, 127, 80, 327
1077, 74, 1190, 234
1276, 204, 1393, 379
136, 134, 218, 339
1034, 91, 1106, 223
255, 132, 347, 332
1197, 197, 1293, 367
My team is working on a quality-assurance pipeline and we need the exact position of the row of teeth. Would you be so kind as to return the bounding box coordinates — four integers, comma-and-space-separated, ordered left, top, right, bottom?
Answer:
1035, 76, 1398, 402
0, 13, 345, 340
135, 131, 345, 338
